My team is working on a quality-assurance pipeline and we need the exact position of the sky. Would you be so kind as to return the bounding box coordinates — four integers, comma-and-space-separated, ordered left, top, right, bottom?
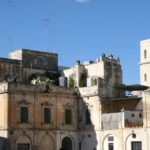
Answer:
0, 0, 150, 84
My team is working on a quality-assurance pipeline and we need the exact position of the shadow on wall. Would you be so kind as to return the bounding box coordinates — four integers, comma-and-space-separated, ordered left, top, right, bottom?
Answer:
77, 96, 98, 150
59, 89, 98, 150
60, 96, 98, 150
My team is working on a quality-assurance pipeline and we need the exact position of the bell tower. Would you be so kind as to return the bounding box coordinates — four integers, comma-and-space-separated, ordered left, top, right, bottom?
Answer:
140, 39, 150, 86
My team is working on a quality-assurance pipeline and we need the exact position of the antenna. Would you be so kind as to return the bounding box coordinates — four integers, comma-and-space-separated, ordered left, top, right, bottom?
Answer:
8, 0, 13, 15
52, 12, 57, 53
8, 36, 12, 53
7, 0, 14, 53
43, 18, 49, 51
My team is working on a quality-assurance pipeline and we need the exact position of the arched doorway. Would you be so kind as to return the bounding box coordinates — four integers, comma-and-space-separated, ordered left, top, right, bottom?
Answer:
15, 135, 31, 150
39, 135, 54, 150
61, 137, 72, 150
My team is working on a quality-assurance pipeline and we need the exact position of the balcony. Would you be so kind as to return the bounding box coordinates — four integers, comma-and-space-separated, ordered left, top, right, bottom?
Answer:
101, 110, 143, 130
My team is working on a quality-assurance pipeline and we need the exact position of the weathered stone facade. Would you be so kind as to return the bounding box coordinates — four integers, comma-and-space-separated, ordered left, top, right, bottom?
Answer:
0, 49, 58, 83
0, 83, 78, 150
63, 54, 123, 98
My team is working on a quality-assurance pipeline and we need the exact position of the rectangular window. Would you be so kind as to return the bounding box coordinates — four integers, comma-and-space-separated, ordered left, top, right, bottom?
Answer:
108, 136, 114, 141
108, 143, 114, 150
85, 109, 91, 125
20, 106, 28, 123
65, 109, 72, 124
17, 144, 30, 150
44, 107, 51, 124
131, 142, 142, 150
144, 73, 147, 82
144, 49, 147, 59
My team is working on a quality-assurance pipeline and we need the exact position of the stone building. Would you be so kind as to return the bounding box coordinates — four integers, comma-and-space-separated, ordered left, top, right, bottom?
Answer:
0, 83, 79, 150
63, 55, 147, 150
0, 49, 80, 150
0, 40, 150, 150
63, 54, 123, 98
0, 49, 58, 83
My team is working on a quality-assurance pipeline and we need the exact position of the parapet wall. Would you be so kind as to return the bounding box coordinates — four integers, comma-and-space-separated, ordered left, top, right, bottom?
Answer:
0, 82, 77, 96
9, 49, 58, 71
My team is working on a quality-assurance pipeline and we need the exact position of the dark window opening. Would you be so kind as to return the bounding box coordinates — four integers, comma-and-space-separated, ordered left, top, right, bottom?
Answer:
85, 109, 91, 125
20, 106, 28, 123
144, 49, 147, 59
79, 142, 81, 150
17, 143, 30, 150
62, 137, 72, 150
144, 73, 147, 82
108, 143, 114, 150
65, 109, 72, 124
44, 107, 51, 124
131, 141, 142, 150
108, 136, 114, 141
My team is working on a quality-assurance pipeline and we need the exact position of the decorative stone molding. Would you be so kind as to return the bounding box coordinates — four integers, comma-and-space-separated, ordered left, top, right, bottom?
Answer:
17, 99, 31, 105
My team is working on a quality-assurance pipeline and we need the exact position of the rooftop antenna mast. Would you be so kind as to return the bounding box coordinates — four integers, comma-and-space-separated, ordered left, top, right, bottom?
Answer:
43, 18, 49, 51
52, 12, 57, 53
7, 0, 14, 54
8, 0, 13, 15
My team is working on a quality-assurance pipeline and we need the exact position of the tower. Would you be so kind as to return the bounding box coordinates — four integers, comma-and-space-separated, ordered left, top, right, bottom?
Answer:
140, 39, 150, 127
140, 39, 150, 86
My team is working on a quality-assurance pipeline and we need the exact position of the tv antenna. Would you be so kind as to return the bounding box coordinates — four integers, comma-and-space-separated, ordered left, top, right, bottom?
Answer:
7, 0, 14, 53
43, 18, 49, 51
52, 12, 57, 53
7, 0, 13, 15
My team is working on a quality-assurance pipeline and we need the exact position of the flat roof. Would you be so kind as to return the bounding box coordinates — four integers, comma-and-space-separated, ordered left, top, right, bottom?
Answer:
11, 48, 58, 56
101, 96, 141, 101
115, 84, 149, 91
0, 57, 20, 64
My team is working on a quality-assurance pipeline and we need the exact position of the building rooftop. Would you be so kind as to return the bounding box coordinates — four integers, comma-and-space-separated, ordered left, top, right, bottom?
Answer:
115, 84, 149, 91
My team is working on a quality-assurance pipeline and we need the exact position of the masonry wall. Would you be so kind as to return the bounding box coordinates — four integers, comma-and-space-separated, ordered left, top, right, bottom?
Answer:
0, 83, 79, 150
140, 39, 150, 86
142, 89, 150, 127
10, 49, 58, 71
101, 98, 141, 113
0, 60, 20, 82
0, 93, 9, 138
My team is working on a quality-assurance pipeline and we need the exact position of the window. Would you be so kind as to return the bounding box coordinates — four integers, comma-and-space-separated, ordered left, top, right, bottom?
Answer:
144, 73, 147, 82
131, 141, 142, 150
65, 109, 72, 124
17, 144, 30, 150
108, 143, 114, 150
108, 136, 114, 141
44, 107, 51, 124
20, 106, 28, 123
144, 49, 147, 59
85, 109, 91, 125
79, 142, 81, 150
108, 136, 114, 150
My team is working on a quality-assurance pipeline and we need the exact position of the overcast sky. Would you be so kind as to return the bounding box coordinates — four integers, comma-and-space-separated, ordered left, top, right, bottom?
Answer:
0, 0, 150, 84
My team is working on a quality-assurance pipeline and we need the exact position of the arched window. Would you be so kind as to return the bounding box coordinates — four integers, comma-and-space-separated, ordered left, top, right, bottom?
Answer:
144, 49, 147, 59
104, 135, 117, 150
